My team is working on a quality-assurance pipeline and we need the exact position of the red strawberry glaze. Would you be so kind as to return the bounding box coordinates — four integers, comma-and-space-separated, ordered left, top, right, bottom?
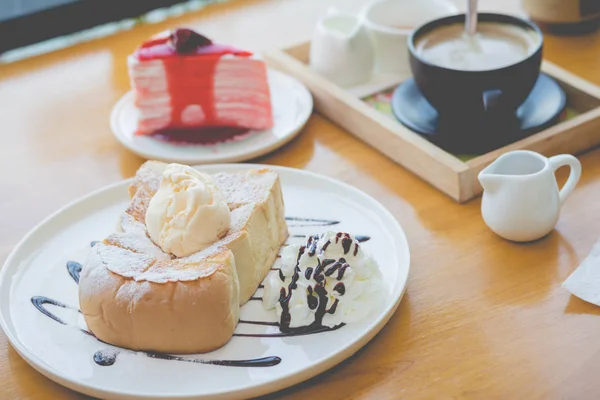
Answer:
131, 29, 270, 141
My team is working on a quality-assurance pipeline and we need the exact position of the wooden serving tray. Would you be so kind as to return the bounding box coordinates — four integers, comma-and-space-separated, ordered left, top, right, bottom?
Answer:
264, 42, 600, 203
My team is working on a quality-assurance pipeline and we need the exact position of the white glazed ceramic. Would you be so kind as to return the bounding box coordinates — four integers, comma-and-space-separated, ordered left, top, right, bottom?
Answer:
309, 10, 374, 88
0, 165, 410, 400
478, 150, 582, 242
110, 69, 312, 164
362, 0, 459, 75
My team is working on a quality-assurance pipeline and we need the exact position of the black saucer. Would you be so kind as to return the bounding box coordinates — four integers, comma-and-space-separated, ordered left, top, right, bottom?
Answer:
391, 73, 567, 154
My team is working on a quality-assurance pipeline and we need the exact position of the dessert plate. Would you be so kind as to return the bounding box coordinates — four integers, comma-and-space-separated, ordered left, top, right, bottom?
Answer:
0, 165, 410, 400
110, 70, 313, 164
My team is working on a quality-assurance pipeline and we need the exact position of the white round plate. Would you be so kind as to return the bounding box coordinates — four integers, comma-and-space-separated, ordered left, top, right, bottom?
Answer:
0, 165, 410, 400
110, 69, 313, 164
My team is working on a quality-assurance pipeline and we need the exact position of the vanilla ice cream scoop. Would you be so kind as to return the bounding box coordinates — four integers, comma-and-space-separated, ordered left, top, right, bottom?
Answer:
145, 163, 231, 257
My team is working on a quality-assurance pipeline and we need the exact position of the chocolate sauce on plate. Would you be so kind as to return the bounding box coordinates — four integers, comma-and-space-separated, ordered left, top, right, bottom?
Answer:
233, 323, 344, 338
66, 261, 82, 284
32, 295, 285, 369
284, 217, 340, 227
354, 235, 371, 243
92, 349, 281, 367
31, 296, 70, 325
239, 320, 279, 327
94, 350, 118, 366
289, 234, 370, 243
145, 352, 281, 367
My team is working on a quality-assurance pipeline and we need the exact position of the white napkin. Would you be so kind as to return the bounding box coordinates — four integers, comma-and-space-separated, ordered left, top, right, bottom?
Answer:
563, 238, 600, 305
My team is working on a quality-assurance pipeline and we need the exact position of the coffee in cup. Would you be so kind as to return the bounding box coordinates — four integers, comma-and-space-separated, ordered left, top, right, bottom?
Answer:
414, 22, 540, 71
408, 14, 543, 118
406, 13, 545, 152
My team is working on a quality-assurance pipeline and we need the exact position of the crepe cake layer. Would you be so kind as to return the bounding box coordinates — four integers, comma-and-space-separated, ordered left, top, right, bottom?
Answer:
128, 30, 274, 137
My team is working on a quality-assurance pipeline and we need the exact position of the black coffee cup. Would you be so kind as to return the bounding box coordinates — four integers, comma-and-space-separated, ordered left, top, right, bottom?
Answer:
408, 13, 543, 124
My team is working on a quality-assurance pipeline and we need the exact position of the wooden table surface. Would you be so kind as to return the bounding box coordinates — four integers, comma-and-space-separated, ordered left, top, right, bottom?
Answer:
3, 0, 600, 398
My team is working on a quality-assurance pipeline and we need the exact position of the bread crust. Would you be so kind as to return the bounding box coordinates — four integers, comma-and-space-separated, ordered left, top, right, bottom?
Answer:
80, 244, 239, 354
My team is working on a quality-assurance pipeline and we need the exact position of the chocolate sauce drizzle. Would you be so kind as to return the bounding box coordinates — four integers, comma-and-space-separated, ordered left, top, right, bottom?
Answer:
275, 230, 369, 334
304, 267, 313, 280
333, 282, 346, 295
31, 296, 71, 325
239, 320, 279, 327
341, 235, 353, 255
242, 319, 344, 339
307, 287, 318, 310
289, 234, 370, 243
94, 350, 118, 366
234, 323, 344, 338
31, 296, 93, 337
354, 235, 370, 243
307, 235, 320, 256
145, 353, 281, 367
277, 242, 350, 334
66, 261, 82, 284
249, 296, 263, 301
93, 349, 281, 367
32, 294, 286, 368
312, 259, 325, 284
285, 216, 340, 227
320, 258, 350, 280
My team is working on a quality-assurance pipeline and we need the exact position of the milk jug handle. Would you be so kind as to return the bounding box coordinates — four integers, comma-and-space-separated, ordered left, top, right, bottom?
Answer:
549, 155, 582, 205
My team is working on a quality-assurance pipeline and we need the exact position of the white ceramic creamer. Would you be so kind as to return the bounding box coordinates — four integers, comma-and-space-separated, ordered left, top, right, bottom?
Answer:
478, 150, 581, 242
309, 10, 374, 88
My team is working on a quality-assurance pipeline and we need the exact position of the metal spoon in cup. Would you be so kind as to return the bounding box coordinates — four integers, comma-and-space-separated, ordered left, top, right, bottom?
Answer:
465, 0, 483, 52
466, 0, 478, 35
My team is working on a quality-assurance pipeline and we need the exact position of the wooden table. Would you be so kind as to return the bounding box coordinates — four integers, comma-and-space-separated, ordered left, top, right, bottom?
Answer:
3, 0, 600, 398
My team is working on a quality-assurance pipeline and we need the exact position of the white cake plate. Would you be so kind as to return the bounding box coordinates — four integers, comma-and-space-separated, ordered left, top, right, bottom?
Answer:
110, 70, 313, 164
0, 165, 410, 399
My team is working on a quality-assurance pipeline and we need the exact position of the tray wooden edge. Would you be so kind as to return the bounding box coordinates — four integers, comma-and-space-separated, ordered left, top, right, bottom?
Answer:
263, 42, 600, 204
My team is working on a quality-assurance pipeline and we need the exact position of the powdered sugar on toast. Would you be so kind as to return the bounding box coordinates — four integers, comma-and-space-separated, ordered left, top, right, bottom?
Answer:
86, 240, 229, 284
136, 250, 232, 283
88, 243, 156, 278
105, 232, 170, 261
212, 169, 278, 210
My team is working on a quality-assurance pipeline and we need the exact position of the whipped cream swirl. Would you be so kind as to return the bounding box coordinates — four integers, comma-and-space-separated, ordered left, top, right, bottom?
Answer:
263, 232, 382, 331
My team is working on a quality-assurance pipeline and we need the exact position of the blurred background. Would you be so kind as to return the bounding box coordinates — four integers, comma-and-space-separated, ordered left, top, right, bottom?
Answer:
1, 0, 223, 61
2, 0, 599, 64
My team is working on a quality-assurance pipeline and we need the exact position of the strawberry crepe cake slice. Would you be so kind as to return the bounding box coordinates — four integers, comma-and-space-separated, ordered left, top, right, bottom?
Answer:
127, 28, 274, 143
